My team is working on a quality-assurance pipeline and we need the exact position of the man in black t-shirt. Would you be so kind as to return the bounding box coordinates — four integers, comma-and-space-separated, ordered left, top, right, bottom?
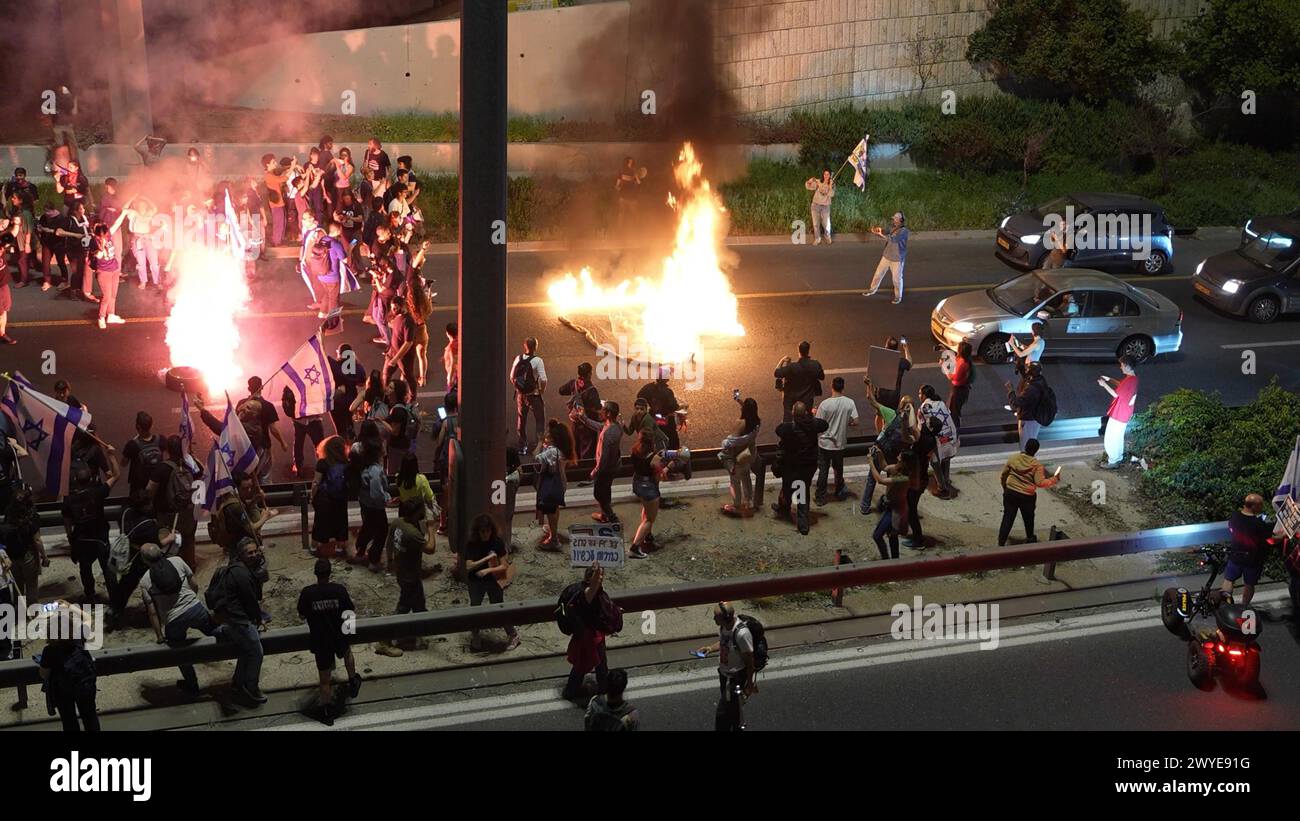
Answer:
61, 463, 112, 603
1222, 493, 1277, 606
774, 340, 825, 424
384, 301, 418, 388
297, 559, 361, 723
119, 411, 163, 496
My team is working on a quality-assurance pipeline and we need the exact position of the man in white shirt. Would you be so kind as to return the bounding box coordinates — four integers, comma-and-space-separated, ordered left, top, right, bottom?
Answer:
813, 377, 859, 505
509, 337, 548, 455
695, 602, 756, 732
804, 170, 835, 245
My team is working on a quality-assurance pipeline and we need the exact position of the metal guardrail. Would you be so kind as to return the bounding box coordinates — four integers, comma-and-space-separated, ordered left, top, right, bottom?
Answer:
0, 520, 1229, 688
33, 415, 1099, 528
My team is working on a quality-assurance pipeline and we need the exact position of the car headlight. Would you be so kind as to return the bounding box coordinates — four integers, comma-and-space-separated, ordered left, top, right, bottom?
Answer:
1195, 259, 1205, 276
1222, 279, 1242, 294
1000, 216, 1010, 229
950, 321, 980, 334
1020, 233, 1041, 245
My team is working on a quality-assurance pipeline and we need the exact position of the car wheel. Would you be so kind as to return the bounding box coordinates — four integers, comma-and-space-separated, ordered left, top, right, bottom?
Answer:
1117, 335, 1154, 364
1141, 250, 1168, 275
1246, 294, 1280, 324
979, 334, 1011, 365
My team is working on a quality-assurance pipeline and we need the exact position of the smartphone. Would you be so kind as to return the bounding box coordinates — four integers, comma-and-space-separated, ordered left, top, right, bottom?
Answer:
437, 406, 447, 420
690, 650, 708, 659
40, 602, 60, 613
732, 389, 741, 402
1005, 341, 1015, 353
1053, 466, 1062, 477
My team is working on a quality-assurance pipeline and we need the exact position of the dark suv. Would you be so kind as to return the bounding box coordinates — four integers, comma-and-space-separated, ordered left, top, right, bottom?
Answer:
1194, 215, 1300, 323
995, 192, 1175, 275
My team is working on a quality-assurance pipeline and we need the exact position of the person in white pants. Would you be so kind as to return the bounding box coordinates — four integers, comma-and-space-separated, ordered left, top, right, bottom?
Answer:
1097, 356, 1139, 468
804, 171, 834, 244
864, 211, 908, 304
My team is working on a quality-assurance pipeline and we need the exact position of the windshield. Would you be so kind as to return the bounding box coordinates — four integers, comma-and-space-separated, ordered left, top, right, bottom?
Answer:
1238, 231, 1298, 271
989, 273, 1059, 316
1033, 196, 1082, 219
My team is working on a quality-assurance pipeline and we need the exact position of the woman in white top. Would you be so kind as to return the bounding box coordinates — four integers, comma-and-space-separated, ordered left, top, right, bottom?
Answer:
918, 385, 959, 498
1009, 321, 1045, 372
534, 419, 576, 550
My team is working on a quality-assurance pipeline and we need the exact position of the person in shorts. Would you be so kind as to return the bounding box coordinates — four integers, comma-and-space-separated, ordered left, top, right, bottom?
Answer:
1221, 493, 1277, 607
297, 559, 361, 723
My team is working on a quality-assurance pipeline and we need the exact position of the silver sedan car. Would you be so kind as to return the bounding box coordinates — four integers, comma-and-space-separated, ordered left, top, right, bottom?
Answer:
931, 269, 1184, 364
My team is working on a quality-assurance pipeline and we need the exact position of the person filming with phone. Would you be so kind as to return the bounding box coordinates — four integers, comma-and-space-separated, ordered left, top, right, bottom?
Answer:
774, 340, 824, 424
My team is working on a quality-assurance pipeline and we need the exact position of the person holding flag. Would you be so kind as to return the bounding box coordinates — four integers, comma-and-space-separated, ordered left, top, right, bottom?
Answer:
1274, 434, 1300, 614
1, 371, 93, 501
803, 170, 835, 245
265, 332, 336, 476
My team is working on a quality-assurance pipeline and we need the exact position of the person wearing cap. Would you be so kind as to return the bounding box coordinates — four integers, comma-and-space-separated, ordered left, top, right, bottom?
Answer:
864, 211, 909, 304
297, 558, 361, 722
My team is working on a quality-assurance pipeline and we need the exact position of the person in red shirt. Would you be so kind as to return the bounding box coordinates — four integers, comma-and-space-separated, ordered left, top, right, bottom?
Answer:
946, 340, 974, 429
1097, 355, 1138, 468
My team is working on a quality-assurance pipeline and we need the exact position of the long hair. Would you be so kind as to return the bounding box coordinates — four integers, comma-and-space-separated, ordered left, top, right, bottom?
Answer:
547, 418, 576, 464
631, 429, 655, 459
740, 398, 761, 435
469, 513, 498, 544
406, 272, 433, 322
317, 435, 346, 464
398, 451, 420, 490
5, 483, 35, 530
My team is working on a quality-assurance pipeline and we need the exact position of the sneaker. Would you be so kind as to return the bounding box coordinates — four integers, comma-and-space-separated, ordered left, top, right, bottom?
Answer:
901, 537, 918, 548
307, 303, 321, 310
41, 282, 51, 292
506, 634, 521, 651
371, 336, 387, 345
97, 317, 107, 330
892, 298, 902, 305
374, 642, 403, 658
721, 504, 741, 518
317, 312, 327, 320
84, 293, 100, 303
107, 314, 125, 324
0, 335, 14, 345
234, 683, 268, 705
628, 547, 648, 559
348, 674, 362, 698
861, 290, 877, 297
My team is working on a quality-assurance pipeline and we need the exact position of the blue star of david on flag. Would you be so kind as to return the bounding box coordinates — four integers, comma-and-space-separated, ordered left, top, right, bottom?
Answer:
22, 418, 48, 452
303, 365, 322, 386
269, 332, 336, 418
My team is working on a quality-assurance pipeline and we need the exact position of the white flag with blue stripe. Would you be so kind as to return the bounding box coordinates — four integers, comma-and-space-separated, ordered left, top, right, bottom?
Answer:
848, 133, 871, 191
179, 391, 194, 451
0, 372, 88, 499
267, 332, 335, 417
340, 255, 361, 294
1274, 434, 1300, 514
201, 394, 257, 510
224, 190, 246, 257
203, 442, 235, 512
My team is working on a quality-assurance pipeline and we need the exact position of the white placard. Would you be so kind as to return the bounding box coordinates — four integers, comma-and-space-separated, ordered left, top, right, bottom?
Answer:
568, 523, 625, 569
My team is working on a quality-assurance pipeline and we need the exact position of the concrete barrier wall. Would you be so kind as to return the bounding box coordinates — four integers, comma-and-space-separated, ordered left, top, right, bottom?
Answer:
189, 0, 1205, 122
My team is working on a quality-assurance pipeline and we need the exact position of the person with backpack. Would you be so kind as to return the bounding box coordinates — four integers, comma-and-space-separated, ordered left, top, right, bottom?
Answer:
772, 402, 829, 536
310, 436, 351, 558
146, 435, 198, 570
209, 537, 268, 705
297, 559, 362, 724
584, 668, 639, 731
38, 616, 99, 732
236, 376, 287, 483
61, 463, 112, 604
282, 386, 327, 480
463, 513, 520, 652
109, 491, 174, 622
208, 473, 262, 555
510, 337, 547, 456
140, 544, 218, 696
559, 563, 614, 702
695, 602, 762, 732
1006, 361, 1055, 450
998, 438, 1061, 546
119, 411, 163, 497
349, 440, 390, 571
382, 378, 419, 475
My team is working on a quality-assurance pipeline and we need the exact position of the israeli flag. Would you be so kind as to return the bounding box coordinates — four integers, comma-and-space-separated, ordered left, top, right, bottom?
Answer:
179, 391, 194, 451
219, 392, 258, 476
270, 332, 335, 417
299, 227, 322, 302
224, 190, 246, 256
202, 442, 235, 512
1274, 434, 1300, 514
0, 373, 86, 498
848, 134, 871, 191
340, 255, 361, 294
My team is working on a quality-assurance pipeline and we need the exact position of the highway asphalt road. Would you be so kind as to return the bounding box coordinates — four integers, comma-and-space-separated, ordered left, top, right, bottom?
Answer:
248, 588, 1300, 731
6, 227, 1296, 484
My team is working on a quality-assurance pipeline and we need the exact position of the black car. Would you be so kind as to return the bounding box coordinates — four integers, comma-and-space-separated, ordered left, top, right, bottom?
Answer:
1193, 216, 1300, 323
995, 192, 1176, 275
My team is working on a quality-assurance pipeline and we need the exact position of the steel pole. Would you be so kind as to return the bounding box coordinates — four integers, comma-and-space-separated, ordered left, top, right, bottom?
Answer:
456, 1, 510, 555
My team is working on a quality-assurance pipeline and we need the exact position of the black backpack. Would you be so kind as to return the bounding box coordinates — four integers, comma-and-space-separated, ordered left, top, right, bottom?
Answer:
555, 581, 586, 636
735, 615, 769, 672
512, 355, 538, 395
205, 563, 233, 613
59, 646, 97, 700
65, 483, 102, 528
134, 436, 163, 480
1034, 381, 1058, 427
149, 557, 183, 596
162, 462, 193, 514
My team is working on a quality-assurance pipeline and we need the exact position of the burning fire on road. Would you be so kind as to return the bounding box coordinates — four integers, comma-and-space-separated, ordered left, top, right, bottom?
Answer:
546, 143, 745, 366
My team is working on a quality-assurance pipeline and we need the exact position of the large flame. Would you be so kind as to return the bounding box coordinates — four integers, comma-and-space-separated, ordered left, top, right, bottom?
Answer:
546, 143, 744, 363
165, 244, 251, 394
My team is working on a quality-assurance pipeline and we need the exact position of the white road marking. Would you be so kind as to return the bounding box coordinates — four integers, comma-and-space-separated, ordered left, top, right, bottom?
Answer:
258, 590, 1289, 731
824, 364, 940, 374
1220, 340, 1300, 350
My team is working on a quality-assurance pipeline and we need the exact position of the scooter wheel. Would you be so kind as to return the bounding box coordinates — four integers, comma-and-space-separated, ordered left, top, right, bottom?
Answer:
1186, 641, 1214, 691
1161, 588, 1190, 638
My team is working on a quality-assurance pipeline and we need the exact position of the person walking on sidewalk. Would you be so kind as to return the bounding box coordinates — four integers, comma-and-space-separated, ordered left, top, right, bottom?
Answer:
297, 559, 362, 724
997, 438, 1061, 546
1097, 356, 1139, 470
804, 170, 835, 245
814, 377, 858, 505
510, 337, 547, 455
864, 211, 909, 304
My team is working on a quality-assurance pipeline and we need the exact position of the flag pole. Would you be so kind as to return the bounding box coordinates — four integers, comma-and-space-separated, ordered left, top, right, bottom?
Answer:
0, 371, 114, 452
